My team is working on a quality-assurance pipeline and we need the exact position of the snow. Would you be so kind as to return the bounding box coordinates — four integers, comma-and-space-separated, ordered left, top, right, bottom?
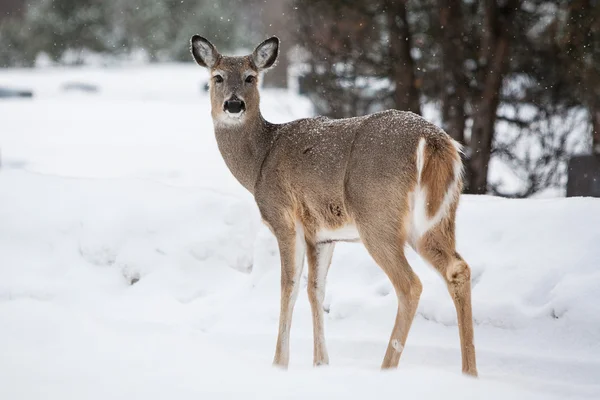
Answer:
1, 64, 599, 399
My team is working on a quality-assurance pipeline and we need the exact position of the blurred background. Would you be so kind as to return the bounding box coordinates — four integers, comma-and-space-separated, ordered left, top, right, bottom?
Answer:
1, 0, 599, 197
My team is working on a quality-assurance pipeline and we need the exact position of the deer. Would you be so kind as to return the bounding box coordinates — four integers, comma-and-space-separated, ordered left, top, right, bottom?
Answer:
190, 35, 478, 376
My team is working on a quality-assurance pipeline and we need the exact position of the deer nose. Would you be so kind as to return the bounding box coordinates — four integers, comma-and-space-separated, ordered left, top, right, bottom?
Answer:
223, 96, 245, 114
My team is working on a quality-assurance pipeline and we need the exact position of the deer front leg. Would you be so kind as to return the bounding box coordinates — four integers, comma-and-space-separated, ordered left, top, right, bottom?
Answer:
272, 222, 306, 368
306, 241, 335, 366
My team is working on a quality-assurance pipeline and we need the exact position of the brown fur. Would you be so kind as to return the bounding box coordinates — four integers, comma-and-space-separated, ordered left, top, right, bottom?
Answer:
191, 35, 478, 376
417, 204, 477, 376
421, 135, 460, 218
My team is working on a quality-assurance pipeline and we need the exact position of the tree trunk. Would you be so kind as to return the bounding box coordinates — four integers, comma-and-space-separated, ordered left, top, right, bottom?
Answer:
562, 0, 600, 155
465, 0, 518, 194
262, 0, 291, 88
468, 38, 509, 194
387, 0, 421, 114
439, 0, 467, 144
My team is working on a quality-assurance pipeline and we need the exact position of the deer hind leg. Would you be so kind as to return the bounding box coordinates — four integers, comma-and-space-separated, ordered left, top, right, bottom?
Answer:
306, 240, 335, 366
356, 221, 422, 369
417, 217, 478, 377
272, 221, 306, 368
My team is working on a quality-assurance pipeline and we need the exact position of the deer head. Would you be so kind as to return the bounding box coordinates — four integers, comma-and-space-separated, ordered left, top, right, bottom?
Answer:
190, 35, 279, 125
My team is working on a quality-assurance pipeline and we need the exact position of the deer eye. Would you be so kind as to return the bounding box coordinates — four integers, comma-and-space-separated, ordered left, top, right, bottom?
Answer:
245, 75, 256, 84
213, 75, 223, 83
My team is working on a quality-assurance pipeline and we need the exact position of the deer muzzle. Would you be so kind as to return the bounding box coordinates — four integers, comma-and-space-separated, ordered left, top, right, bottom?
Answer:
223, 95, 246, 114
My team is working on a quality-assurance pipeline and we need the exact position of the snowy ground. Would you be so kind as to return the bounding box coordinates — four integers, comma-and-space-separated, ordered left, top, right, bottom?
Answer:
1, 64, 599, 399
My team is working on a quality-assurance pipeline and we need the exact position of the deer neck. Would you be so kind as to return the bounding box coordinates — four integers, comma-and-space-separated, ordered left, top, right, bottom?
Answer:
212, 112, 275, 194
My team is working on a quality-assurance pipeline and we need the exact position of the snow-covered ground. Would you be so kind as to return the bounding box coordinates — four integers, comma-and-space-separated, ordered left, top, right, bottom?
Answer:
1, 64, 599, 399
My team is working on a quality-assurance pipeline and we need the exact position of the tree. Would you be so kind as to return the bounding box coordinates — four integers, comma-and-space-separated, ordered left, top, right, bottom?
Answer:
465, 0, 520, 194
0, 15, 36, 67
28, 0, 110, 62
294, 0, 391, 118
386, 0, 421, 114
556, 0, 600, 154
0, 0, 259, 65
260, 0, 294, 88
437, 0, 467, 144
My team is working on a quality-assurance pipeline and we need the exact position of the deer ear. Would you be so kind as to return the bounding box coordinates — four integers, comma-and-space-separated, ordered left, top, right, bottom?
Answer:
252, 37, 279, 70
190, 35, 220, 68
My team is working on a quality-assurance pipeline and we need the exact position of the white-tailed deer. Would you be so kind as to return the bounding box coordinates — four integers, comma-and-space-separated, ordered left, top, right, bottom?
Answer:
191, 35, 477, 376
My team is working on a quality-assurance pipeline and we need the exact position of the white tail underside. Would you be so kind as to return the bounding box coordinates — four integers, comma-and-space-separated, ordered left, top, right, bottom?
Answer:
409, 138, 463, 245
